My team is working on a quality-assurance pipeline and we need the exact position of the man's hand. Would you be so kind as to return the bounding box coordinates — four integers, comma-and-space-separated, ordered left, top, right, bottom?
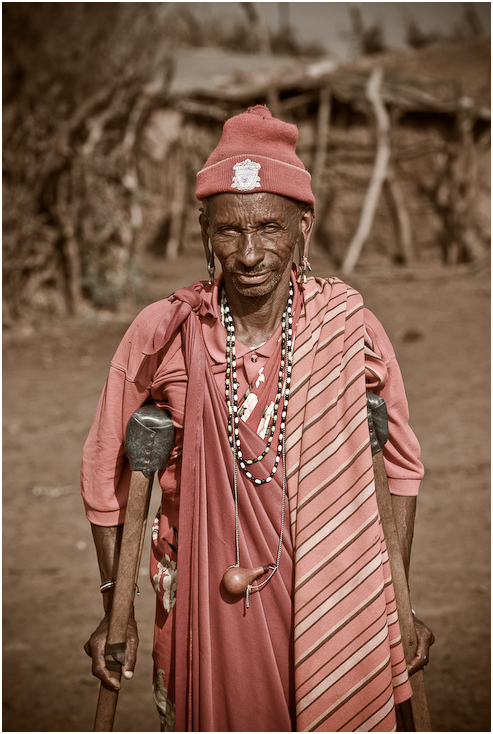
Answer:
407, 615, 435, 677
84, 613, 139, 691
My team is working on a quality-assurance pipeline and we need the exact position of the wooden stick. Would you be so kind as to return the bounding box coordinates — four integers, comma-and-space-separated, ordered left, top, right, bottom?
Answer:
342, 67, 390, 274
312, 85, 331, 202
372, 449, 432, 731
384, 167, 414, 265
167, 142, 186, 260
93, 472, 153, 731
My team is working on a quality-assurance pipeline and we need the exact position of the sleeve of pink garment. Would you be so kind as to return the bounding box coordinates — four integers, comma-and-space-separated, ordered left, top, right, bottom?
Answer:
80, 300, 173, 526
364, 307, 424, 497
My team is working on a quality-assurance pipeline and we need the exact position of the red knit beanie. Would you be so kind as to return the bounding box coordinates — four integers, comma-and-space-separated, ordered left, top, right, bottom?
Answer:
196, 105, 315, 206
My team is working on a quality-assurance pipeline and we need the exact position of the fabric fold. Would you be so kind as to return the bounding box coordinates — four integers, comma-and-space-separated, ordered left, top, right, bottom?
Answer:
171, 285, 294, 732
286, 276, 411, 732
143, 285, 216, 357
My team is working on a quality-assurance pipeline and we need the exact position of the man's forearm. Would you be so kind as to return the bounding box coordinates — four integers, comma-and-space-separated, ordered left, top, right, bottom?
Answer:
91, 523, 123, 614
390, 494, 416, 581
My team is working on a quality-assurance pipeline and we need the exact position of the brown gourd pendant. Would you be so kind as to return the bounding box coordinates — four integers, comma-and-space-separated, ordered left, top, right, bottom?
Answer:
222, 565, 270, 596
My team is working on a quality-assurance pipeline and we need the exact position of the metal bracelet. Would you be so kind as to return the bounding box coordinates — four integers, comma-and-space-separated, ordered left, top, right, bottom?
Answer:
100, 579, 141, 596
100, 579, 116, 593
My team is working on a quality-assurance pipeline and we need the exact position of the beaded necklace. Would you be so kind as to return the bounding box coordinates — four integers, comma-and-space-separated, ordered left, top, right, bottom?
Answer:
221, 282, 294, 608
223, 282, 293, 484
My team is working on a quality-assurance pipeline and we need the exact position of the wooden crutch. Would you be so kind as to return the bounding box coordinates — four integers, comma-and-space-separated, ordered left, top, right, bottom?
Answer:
93, 405, 174, 732
367, 392, 432, 732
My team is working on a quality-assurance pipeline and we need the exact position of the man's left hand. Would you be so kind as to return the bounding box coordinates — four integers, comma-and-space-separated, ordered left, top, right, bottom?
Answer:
407, 616, 435, 676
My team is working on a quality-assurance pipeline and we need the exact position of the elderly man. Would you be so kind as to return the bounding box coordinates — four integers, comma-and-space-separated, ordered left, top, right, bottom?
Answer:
83, 106, 433, 732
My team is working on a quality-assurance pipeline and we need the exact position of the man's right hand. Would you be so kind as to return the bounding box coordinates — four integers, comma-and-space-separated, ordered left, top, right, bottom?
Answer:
84, 613, 139, 691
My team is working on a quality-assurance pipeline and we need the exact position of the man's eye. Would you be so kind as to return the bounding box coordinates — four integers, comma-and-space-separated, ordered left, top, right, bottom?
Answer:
263, 224, 279, 232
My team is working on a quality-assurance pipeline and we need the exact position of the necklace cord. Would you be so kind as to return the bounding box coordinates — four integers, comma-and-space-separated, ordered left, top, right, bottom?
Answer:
224, 283, 293, 607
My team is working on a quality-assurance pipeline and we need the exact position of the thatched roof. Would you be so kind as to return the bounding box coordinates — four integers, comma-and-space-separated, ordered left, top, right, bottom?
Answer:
168, 36, 491, 121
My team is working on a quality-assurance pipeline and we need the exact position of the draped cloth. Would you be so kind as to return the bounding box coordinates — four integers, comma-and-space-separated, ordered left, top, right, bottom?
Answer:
145, 275, 412, 732
286, 277, 411, 731
146, 284, 296, 732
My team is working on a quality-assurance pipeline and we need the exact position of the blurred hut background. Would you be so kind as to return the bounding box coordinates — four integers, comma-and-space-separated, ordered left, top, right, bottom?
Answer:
2, 4, 491, 732
2, 2, 490, 324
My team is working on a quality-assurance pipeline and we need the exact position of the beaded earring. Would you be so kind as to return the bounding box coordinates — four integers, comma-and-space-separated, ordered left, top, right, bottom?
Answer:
297, 234, 312, 284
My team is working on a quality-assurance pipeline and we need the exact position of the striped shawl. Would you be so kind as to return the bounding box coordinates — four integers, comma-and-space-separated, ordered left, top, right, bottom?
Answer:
286, 276, 411, 731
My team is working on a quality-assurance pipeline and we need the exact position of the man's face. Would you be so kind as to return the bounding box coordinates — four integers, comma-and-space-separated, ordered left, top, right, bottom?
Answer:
201, 192, 312, 299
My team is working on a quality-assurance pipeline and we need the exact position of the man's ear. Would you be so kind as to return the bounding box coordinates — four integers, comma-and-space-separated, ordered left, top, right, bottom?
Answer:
300, 207, 315, 254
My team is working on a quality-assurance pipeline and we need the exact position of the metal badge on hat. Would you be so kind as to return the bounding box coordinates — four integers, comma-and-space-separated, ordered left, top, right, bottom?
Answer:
231, 159, 261, 191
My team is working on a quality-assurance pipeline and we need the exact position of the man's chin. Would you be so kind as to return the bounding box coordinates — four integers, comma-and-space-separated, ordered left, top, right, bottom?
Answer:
236, 285, 271, 298
229, 271, 284, 298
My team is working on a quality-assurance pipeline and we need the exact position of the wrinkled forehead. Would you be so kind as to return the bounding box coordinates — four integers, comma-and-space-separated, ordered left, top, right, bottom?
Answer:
204, 192, 304, 223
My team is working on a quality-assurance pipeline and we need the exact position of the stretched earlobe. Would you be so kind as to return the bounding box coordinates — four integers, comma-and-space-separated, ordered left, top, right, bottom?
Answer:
199, 211, 215, 285
297, 233, 312, 284
207, 247, 216, 286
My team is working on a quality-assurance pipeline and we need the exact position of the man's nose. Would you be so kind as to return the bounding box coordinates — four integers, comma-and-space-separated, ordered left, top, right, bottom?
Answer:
236, 232, 264, 268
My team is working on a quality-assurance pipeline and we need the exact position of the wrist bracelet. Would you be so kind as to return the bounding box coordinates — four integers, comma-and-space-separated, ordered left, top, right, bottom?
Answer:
100, 579, 116, 593
100, 579, 140, 596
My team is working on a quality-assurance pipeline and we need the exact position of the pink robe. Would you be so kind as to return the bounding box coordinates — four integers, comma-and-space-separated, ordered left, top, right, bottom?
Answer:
149, 278, 304, 731
81, 271, 423, 731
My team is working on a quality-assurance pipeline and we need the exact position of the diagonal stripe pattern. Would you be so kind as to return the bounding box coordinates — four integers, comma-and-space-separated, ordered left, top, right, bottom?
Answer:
286, 278, 411, 732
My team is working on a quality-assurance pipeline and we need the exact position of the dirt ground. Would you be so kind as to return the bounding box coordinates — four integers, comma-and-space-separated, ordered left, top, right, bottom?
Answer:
2, 251, 490, 732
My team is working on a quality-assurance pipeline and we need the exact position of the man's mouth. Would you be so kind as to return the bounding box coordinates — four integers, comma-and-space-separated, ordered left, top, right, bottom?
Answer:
234, 271, 270, 285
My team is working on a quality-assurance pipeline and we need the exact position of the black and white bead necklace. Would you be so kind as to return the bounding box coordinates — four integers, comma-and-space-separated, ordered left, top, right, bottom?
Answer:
223, 281, 294, 485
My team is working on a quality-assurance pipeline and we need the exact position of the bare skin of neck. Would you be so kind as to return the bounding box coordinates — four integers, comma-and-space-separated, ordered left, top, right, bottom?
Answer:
224, 268, 292, 349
